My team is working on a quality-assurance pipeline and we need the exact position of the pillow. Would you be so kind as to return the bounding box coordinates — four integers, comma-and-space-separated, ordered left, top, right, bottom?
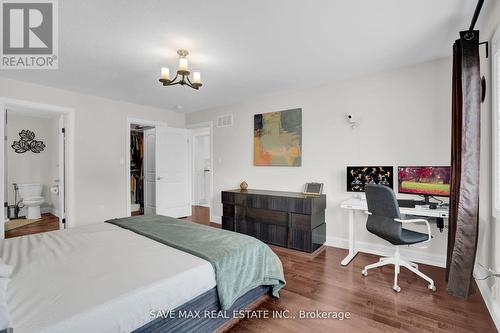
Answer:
0, 260, 13, 332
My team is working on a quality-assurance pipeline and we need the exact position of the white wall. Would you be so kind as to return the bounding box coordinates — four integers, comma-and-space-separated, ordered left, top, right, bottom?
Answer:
187, 58, 452, 265
0, 77, 185, 226
6, 113, 58, 214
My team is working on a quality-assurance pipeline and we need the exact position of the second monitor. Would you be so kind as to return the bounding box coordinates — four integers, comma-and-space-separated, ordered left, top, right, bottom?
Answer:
397, 166, 451, 204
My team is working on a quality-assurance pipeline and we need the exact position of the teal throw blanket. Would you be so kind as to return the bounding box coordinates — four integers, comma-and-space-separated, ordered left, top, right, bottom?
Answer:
106, 215, 286, 310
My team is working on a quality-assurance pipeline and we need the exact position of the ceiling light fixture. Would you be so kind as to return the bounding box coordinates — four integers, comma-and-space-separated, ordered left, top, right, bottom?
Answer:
159, 49, 202, 90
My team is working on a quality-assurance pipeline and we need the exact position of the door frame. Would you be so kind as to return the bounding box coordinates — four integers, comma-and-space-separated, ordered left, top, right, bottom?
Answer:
0, 97, 75, 237
187, 121, 214, 221
191, 129, 210, 206
125, 117, 167, 217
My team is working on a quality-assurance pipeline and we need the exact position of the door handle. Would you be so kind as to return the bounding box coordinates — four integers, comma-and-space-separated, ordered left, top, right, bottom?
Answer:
157, 176, 163, 181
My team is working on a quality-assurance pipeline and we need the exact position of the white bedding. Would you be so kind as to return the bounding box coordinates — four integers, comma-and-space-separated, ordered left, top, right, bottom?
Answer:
0, 223, 216, 333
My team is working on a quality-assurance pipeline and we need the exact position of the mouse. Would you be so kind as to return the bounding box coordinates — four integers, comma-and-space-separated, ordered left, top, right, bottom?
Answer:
429, 204, 437, 210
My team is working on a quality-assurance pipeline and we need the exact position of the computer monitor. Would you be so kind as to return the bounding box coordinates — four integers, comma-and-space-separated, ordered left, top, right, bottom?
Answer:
346, 166, 394, 192
397, 166, 451, 203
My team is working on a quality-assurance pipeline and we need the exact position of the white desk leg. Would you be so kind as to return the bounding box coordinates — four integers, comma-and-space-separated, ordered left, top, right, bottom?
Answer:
341, 209, 358, 266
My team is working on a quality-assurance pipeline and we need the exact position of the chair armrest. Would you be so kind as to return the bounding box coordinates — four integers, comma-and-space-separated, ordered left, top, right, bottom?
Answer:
394, 218, 432, 242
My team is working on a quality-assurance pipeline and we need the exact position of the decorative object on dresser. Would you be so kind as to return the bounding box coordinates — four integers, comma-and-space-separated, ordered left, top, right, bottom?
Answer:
253, 108, 302, 166
239, 181, 248, 190
221, 189, 326, 253
303, 182, 323, 196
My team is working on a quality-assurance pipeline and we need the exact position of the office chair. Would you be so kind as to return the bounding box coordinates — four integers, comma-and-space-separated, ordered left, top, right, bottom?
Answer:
361, 184, 436, 293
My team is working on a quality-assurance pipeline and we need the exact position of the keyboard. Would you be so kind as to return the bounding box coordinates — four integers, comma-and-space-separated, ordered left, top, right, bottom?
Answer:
397, 199, 417, 208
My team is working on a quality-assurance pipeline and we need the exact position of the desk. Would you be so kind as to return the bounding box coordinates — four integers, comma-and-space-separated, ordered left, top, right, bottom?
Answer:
340, 198, 449, 266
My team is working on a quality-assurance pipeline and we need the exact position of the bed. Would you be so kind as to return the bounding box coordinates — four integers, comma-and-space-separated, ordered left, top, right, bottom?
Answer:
0, 215, 285, 333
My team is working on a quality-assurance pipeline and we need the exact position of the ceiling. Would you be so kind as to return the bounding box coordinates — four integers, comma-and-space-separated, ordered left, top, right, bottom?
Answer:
0, 0, 479, 113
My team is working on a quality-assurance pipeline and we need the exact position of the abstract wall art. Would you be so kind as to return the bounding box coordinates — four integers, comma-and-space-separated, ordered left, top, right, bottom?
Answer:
254, 108, 302, 166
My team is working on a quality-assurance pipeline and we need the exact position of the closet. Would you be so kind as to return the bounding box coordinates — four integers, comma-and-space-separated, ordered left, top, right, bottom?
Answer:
130, 128, 144, 215
130, 124, 156, 216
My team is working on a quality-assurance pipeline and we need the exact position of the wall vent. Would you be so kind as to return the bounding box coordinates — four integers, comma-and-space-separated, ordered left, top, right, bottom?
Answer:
216, 114, 233, 128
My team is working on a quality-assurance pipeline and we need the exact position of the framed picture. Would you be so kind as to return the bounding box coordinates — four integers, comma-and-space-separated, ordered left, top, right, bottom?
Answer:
254, 108, 302, 166
303, 183, 323, 196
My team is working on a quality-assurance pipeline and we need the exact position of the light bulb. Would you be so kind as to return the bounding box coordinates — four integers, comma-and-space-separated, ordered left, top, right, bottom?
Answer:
193, 72, 201, 84
160, 67, 170, 80
179, 57, 188, 71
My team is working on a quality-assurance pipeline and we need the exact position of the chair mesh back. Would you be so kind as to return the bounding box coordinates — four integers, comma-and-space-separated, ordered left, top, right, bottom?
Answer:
364, 184, 403, 243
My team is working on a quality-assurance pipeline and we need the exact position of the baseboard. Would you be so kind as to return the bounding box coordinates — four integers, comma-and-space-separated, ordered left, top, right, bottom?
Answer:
474, 268, 500, 331
325, 236, 446, 268
41, 207, 52, 215
48, 207, 59, 217
211, 215, 221, 224
17, 207, 59, 218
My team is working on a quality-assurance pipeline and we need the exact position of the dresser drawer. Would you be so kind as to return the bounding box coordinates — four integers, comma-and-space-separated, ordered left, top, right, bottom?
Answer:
221, 189, 326, 253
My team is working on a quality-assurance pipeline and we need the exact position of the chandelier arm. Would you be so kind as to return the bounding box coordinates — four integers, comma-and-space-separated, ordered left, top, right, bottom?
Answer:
185, 76, 200, 90
164, 81, 181, 86
160, 73, 180, 86
168, 73, 180, 84
185, 76, 195, 88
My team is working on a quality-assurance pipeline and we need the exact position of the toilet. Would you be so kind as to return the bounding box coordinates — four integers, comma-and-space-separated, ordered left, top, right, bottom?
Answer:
17, 184, 44, 220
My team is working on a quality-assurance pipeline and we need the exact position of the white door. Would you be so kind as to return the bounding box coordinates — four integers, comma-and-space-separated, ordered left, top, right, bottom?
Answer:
143, 128, 156, 215
58, 115, 66, 229
155, 127, 191, 217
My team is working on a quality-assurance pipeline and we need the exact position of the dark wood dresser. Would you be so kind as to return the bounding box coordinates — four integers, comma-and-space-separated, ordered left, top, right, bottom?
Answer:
221, 189, 326, 253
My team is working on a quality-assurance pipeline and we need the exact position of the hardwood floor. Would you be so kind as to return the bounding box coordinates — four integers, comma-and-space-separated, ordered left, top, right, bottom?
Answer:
185, 208, 497, 332
227, 247, 496, 332
5, 213, 60, 239
185, 205, 220, 228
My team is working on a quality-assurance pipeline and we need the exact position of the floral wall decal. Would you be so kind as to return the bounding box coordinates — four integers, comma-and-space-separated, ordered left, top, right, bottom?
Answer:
11, 130, 46, 154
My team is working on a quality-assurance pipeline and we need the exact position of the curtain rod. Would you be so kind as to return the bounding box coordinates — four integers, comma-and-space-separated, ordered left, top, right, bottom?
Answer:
468, 0, 484, 31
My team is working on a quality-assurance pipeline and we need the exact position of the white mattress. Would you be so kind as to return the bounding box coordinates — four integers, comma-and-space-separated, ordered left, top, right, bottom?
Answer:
0, 223, 216, 333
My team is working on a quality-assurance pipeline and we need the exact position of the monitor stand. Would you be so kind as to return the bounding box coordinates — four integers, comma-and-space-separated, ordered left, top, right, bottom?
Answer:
414, 195, 431, 206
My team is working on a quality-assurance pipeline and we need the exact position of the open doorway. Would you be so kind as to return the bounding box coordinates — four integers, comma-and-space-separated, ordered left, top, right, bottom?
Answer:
189, 122, 213, 224
126, 118, 192, 218
0, 98, 74, 239
129, 123, 156, 216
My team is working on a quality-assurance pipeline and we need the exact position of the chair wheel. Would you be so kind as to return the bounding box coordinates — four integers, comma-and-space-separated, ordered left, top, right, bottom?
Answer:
361, 269, 368, 276
428, 284, 436, 292
393, 285, 401, 292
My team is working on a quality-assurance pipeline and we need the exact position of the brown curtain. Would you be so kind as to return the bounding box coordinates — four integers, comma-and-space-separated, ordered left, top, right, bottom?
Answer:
446, 30, 481, 298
